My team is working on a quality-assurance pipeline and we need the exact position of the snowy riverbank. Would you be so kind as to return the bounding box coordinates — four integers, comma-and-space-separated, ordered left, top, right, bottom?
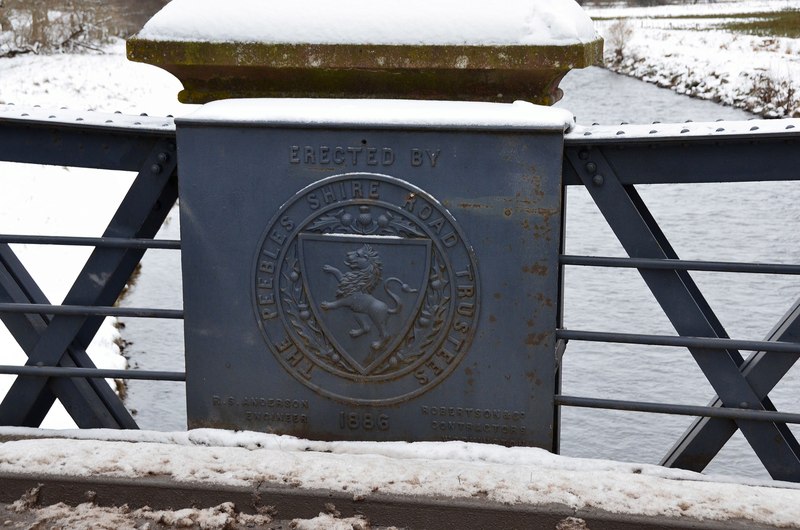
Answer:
588, 0, 800, 117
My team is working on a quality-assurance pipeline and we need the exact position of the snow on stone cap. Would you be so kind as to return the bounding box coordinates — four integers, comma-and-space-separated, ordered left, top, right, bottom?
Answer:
179, 99, 576, 131
138, 0, 598, 46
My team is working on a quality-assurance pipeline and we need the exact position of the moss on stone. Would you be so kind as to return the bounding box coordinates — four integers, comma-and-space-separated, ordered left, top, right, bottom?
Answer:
126, 38, 603, 104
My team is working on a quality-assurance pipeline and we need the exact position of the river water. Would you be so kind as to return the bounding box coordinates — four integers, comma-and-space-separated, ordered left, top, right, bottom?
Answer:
120, 66, 800, 480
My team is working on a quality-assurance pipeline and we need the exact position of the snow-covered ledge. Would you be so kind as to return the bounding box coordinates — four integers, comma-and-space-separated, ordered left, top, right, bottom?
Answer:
1, 428, 799, 528
126, 0, 603, 104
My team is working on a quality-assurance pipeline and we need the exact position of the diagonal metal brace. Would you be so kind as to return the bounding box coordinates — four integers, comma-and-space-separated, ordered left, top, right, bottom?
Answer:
0, 244, 134, 428
0, 139, 178, 428
565, 146, 800, 481
662, 298, 800, 471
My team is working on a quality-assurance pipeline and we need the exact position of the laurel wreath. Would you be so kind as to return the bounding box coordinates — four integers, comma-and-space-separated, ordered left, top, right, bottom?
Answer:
281, 205, 453, 377
372, 251, 451, 375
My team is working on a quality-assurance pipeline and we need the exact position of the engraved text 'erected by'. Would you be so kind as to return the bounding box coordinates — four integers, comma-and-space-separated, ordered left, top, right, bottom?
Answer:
290, 146, 442, 168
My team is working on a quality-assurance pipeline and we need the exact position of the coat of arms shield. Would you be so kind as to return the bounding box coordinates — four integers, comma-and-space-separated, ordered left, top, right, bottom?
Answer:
298, 233, 431, 375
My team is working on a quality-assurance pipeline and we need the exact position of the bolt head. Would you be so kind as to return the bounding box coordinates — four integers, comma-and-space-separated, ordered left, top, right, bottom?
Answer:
150, 164, 162, 174
578, 150, 589, 160
585, 162, 597, 174
592, 174, 604, 186
157, 152, 170, 163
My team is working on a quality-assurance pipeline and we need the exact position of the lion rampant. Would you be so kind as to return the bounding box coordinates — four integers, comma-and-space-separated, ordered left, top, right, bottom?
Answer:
320, 244, 417, 354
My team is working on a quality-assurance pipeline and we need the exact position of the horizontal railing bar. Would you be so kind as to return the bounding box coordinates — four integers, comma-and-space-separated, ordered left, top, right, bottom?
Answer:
0, 365, 185, 381
0, 234, 180, 250
556, 395, 800, 424
0, 303, 183, 319
560, 255, 800, 275
556, 329, 800, 354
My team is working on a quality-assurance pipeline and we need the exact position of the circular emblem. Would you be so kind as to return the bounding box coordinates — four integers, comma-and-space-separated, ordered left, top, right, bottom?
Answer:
252, 173, 479, 405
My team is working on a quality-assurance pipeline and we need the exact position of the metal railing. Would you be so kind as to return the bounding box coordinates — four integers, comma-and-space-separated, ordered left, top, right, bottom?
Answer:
558, 120, 800, 481
0, 104, 181, 429
1, 104, 799, 480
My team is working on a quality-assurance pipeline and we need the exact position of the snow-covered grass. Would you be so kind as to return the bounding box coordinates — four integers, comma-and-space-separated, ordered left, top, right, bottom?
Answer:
588, 0, 800, 117
2, 427, 800, 527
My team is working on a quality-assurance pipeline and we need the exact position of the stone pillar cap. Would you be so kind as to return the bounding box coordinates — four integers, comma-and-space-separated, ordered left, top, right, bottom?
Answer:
127, 0, 603, 104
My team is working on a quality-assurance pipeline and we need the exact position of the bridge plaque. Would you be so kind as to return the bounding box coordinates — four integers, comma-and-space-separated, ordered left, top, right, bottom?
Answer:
176, 99, 570, 449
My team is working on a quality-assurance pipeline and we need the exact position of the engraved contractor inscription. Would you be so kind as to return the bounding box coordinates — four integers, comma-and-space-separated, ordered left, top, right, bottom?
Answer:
252, 173, 479, 405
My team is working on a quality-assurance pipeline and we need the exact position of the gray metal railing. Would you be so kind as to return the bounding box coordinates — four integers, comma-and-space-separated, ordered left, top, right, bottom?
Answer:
1, 104, 799, 480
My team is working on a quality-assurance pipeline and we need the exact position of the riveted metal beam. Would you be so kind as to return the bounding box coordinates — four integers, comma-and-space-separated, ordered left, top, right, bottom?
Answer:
0, 138, 178, 428
563, 120, 800, 185
565, 145, 800, 482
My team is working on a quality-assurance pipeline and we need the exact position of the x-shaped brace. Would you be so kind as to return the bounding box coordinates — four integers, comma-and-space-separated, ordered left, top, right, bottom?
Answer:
663, 298, 800, 471
0, 139, 178, 428
565, 147, 800, 481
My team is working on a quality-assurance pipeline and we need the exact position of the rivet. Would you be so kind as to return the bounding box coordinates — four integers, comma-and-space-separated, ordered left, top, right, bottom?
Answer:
787, 125, 796, 130
739, 402, 749, 409
151, 164, 162, 174
680, 128, 690, 133
750, 126, 759, 131
715, 127, 724, 132
585, 162, 597, 174
592, 174, 605, 186
76, 117, 83, 122
649, 130, 657, 134
140, 112, 148, 116
157, 152, 170, 163
578, 150, 589, 160
616, 130, 625, 135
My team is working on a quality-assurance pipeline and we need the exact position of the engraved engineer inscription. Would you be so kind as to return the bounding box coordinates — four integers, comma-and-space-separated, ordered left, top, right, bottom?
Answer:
252, 173, 479, 405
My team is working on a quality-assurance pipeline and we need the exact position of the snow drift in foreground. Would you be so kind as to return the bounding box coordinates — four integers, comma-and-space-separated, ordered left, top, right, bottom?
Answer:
1, 428, 800, 527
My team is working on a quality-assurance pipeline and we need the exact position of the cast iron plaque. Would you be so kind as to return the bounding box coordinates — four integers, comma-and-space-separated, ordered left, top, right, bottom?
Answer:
176, 100, 566, 448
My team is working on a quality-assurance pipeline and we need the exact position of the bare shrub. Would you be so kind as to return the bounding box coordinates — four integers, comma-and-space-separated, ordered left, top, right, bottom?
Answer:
0, 0, 168, 56
749, 71, 798, 116
605, 19, 635, 63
